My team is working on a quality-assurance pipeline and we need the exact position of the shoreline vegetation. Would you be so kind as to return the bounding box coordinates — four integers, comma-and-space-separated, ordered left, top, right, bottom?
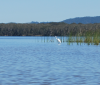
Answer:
40, 36, 100, 45
67, 36, 100, 45
0, 22, 100, 45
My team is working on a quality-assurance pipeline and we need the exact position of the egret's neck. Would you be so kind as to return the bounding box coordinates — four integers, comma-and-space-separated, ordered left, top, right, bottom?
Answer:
55, 36, 57, 39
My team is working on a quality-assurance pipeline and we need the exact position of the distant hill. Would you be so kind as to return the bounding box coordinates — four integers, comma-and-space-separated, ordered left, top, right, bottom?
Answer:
31, 16, 100, 24
31, 21, 39, 24
61, 16, 100, 24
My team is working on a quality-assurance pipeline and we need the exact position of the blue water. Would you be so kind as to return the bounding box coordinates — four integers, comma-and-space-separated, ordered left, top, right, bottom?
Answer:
0, 36, 100, 85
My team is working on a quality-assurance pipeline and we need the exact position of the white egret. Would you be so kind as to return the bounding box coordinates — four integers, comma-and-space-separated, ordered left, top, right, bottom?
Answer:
55, 36, 61, 43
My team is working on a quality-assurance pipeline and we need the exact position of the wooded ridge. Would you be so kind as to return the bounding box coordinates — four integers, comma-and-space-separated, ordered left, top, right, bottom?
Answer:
0, 22, 100, 36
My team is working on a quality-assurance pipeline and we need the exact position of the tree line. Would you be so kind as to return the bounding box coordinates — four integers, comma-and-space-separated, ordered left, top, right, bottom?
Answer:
0, 22, 100, 36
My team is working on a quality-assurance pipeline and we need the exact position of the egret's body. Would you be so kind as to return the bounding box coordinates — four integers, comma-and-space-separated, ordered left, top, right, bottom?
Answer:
55, 36, 61, 43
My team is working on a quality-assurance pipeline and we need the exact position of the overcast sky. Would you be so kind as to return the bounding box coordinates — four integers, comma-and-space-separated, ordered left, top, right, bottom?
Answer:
0, 0, 100, 23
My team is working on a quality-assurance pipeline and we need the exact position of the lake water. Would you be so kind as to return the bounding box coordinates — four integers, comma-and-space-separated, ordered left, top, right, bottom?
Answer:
0, 36, 100, 85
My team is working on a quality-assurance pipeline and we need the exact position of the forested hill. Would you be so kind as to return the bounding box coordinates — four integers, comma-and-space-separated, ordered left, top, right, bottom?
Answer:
0, 23, 100, 36
62, 16, 100, 24
31, 16, 100, 24
0, 16, 100, 36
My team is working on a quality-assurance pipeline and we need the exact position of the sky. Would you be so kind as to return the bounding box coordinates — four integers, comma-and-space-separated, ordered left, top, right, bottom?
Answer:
0, 0, 100, 23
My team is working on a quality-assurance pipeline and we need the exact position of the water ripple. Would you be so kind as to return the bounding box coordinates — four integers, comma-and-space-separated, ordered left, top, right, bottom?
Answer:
0, 37, 100, 85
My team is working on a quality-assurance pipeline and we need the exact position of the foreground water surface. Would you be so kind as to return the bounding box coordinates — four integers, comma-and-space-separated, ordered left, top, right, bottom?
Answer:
0, 36, 100, 85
